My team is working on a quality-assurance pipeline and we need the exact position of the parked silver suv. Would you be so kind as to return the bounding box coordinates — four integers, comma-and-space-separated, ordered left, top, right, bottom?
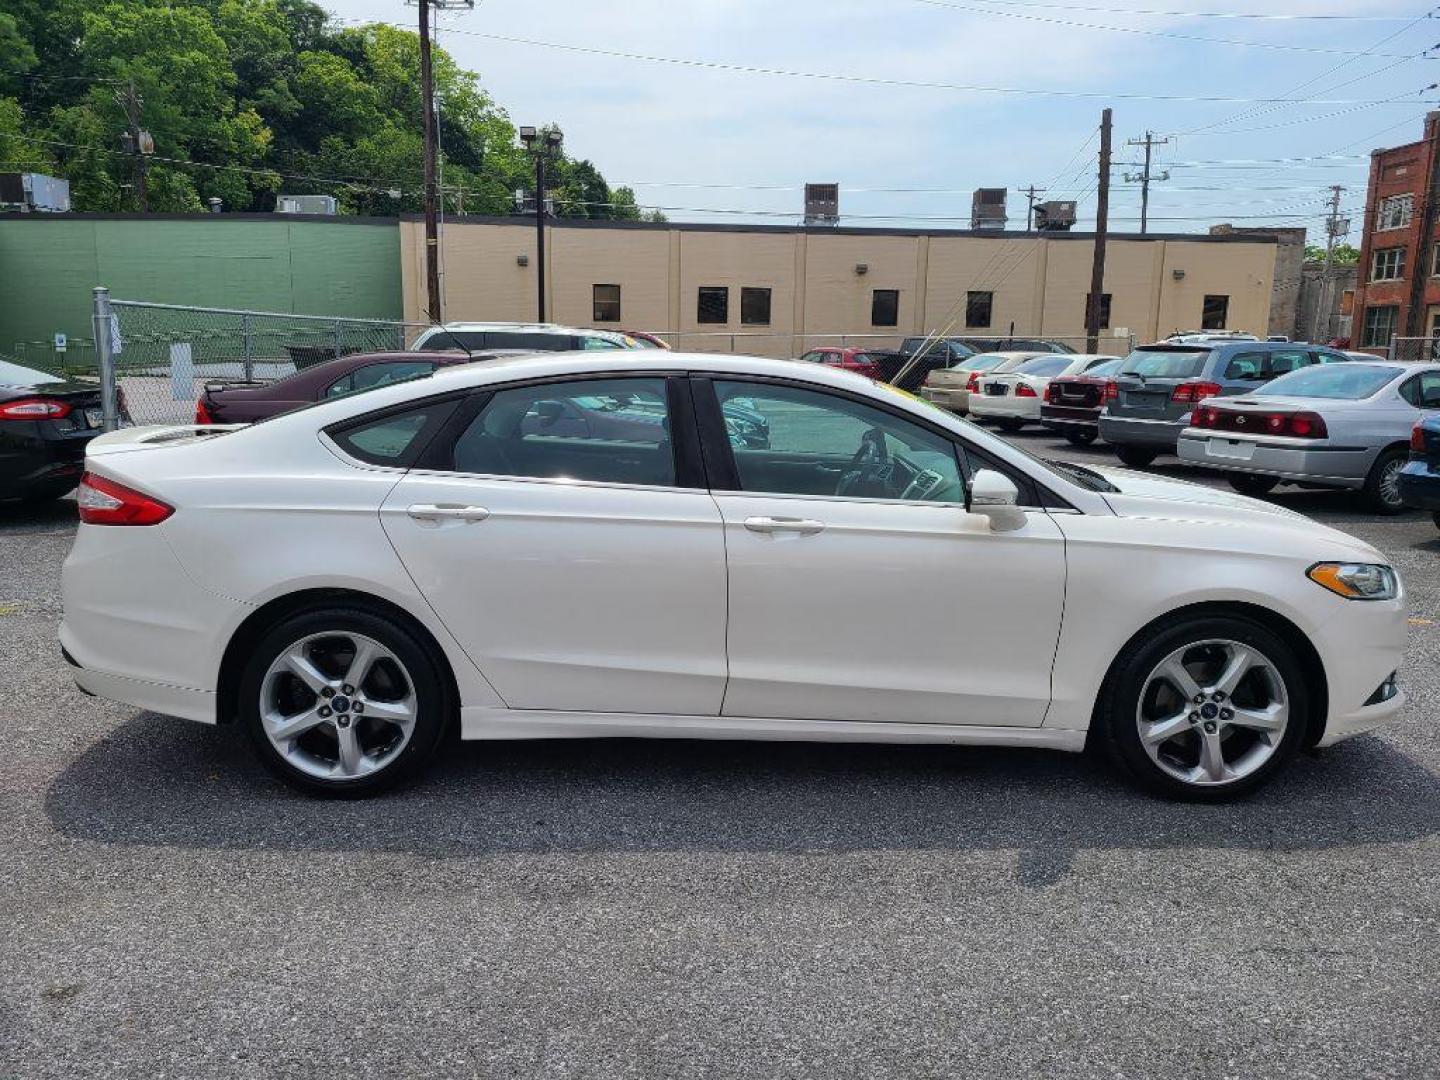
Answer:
1099, 341, 1351, 468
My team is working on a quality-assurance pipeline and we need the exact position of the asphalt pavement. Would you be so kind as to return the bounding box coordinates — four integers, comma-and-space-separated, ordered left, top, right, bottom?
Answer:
2, 429, 1437, 1079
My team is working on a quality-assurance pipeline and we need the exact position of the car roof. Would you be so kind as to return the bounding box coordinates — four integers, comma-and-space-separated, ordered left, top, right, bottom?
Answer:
423, 322, 631, 342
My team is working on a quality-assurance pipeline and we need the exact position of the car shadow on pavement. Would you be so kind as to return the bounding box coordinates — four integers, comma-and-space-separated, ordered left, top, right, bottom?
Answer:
45, 712, 1440, 887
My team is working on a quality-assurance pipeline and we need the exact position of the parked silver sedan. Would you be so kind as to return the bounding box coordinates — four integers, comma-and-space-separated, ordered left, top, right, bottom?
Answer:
1177, 361, 1440, 513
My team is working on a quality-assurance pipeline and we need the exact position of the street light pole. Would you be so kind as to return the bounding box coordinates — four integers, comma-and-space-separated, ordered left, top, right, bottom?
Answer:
520, 126, 562, 323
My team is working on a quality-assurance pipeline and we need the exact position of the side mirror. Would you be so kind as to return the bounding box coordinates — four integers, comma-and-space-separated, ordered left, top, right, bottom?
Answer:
966, 469, 1026, 532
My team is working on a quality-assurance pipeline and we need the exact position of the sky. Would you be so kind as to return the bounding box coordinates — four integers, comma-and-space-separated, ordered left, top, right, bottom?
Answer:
320, 0, 1435, 239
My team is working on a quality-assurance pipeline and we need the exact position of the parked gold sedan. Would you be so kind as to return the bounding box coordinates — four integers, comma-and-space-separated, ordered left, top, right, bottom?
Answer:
920, 351, 1050, 415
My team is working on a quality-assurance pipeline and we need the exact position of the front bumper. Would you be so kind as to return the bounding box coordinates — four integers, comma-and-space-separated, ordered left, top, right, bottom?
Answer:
1176, 433, 1372, 489
1097, 413, 1186, 450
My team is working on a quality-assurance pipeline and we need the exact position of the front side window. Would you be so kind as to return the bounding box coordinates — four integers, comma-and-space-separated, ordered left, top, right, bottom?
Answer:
1371, 247, 1406, 282
871, 289, 899, 327
592, 284, 621, 322
447, 377, 674, 487
1361, 305, 1399, 348
1201, 295, 1229, 331
697, 286, 729, 324
966, 291, 993, 328
712, 380, 963, 503
1377, 194, 1413, 231
741, 286, 772, 326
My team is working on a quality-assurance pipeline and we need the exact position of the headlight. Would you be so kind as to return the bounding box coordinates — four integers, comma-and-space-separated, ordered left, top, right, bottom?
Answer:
1307, 562, 1398, 601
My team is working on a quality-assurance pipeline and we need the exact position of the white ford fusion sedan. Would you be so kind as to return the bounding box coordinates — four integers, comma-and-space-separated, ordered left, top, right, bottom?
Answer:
61, 352, 1407, 800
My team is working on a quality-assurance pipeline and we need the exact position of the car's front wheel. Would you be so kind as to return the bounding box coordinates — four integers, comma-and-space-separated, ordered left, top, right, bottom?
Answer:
238, 605, 451, 797
1096, 615, 1309, 800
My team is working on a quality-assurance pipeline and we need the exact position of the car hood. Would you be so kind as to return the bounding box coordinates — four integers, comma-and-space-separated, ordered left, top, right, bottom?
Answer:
1089, 465, 1385, 561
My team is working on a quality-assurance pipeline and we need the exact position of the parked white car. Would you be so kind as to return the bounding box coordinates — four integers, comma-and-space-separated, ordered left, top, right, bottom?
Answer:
61, 352, 1406, 800
410, 322, 641, 353
919, 351, 1050, 415
968, 354, 1120, 431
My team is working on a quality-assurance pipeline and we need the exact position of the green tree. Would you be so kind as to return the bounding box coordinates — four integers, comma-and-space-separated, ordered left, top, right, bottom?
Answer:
1304, 242, 1360, 265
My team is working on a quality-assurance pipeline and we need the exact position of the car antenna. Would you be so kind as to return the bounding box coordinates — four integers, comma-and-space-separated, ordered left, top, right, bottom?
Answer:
428, 323, 474, 361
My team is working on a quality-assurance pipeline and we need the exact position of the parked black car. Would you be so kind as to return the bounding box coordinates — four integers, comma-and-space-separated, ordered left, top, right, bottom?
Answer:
0, 359, 111, 503
952, 336, 1076, 354
1399, 414, 1440, 531
888, 337, 976, 391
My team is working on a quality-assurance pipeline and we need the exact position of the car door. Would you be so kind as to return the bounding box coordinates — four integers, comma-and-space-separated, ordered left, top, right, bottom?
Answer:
696, 376, 1067, 727
378, 374, 728, 715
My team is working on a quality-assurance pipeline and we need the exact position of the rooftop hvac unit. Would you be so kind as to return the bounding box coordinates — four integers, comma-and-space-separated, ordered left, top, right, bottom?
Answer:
804, 183, 839, 225
0, 173, 70, 213
275, 194, 338, 215
1033, 200, 1077, 231
970, 187, 1008, 229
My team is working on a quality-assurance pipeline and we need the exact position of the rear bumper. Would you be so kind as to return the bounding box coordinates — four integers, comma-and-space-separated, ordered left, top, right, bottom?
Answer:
1098, 414, 1186, 450
1176, 434, 1372, 489
66, 657, 217, 724
0, 422, 96, 498
920, 386, 970, 412
1041, 404, 1101, 429
968, 394, 1041, 420
1398, 462, 1440, 510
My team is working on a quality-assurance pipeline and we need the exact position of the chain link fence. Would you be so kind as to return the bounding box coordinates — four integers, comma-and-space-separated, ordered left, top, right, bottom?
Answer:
1389, 336, 1440, 363
646, 331, 1136, 357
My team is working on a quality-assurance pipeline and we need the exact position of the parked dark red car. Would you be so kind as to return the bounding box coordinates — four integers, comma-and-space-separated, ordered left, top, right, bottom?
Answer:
194, 350, 512, 425
796, 346, 893, 380
1039, 357, 1123, 445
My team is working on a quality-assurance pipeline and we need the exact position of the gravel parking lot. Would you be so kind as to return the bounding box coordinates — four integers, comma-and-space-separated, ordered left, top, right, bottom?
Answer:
3, 429, 1437, 1079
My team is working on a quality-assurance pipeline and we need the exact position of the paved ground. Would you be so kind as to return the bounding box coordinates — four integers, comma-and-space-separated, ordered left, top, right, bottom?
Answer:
2, 430, 1438, 1079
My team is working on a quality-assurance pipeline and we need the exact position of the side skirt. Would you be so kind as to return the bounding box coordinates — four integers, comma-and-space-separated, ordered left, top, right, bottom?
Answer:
459, 707, 1088, 752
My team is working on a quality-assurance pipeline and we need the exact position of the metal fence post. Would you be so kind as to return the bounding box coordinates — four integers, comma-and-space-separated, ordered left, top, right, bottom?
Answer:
242, 313, 253, 381
91, 286, 120, 432
1387, 335, 1396, 362
334, 319, 343, 360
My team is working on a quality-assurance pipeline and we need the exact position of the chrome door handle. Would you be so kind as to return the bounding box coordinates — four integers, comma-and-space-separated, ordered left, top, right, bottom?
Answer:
407, 503, 490, 523
743, 516, 825, 535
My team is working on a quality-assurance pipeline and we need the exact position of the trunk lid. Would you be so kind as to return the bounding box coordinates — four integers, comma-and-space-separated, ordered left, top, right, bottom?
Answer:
84, 423, 245, 457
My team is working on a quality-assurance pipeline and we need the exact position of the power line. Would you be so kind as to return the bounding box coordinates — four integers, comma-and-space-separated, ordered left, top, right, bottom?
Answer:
907, 0, 1425, 57
431, 27, 1431, 105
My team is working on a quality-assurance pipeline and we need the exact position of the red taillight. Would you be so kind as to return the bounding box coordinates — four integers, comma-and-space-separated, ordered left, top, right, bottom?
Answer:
195, 398, 213, 425
76, 472, 173, 526
1103, 380, 1119, 402
965, 373, 980, 392
1414, 421, 1427, 452
1016, 383, 1038, 398
1192, 408, 1327, 439
1192, 405, 1219, 428
1171, 380, 1223, 404
0, 397, 72, 420
1286, 411, 1327, 439
1045, 383, 1059, 403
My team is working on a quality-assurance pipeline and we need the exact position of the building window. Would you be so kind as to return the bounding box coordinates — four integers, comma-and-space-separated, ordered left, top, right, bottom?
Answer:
1201, 294, 1229, 331
871, 289, 899, 327
1371, 247, 1406, 282
740, 286, 772, 326
1376, 194, 1413, 231
697, 286, 729, 324
592, 284, 621, 323
1084, 292, 1112, 330
1432, 243, 1440, 276
965, 291, 993, 328
1361, 305, 1399, 348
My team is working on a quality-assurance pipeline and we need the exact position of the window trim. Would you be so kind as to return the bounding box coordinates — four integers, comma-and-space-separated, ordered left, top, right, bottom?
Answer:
592, 283, 622, 323
689, 372, 1066, 510
1361, 304, 1400, 349
1376, 194, 1414, 232
1371, 246, 1406, 283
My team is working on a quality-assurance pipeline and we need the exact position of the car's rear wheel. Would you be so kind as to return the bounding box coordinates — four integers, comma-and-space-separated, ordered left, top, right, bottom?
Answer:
1362, 448, 1408, 515
1096, 615, 1309, 801
1227, 474, 1279, 498
997, 418, 1024, 433
1433, 511, 1440, 532
1115, 446, 1157, 468
238, 606, 450, 797
1064, 429, 1097, 446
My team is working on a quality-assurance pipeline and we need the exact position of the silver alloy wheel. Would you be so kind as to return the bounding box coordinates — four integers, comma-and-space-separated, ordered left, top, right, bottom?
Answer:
259, 631, 417, 782
1378, 456, 1405, 510
1135, 638, 1290, 787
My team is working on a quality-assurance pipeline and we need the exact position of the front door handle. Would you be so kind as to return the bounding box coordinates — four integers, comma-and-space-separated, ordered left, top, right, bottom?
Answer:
407, 503, 490, 523
743, 515, 825, 535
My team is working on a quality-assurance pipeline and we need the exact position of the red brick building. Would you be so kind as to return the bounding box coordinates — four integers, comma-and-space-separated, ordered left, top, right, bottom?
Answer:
1354, 111, 1440, 357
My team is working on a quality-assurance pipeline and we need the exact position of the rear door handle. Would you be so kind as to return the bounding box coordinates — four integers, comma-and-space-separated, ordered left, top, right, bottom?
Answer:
743, 516, 825, 535
407, 503, 490, 523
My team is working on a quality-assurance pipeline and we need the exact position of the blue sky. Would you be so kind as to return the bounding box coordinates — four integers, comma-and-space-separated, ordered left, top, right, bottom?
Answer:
323, 0, 1435, 238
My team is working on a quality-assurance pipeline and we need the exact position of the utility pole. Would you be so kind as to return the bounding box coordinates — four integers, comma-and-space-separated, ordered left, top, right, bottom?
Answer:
1087, 108, 1113, 354
1123, 130, 1169, 235
408, 0, 474, 323
116, 79, 149, 213
1312, 184, 1347, 343
520, 125, 563, 322
1021, 184, 1047, 231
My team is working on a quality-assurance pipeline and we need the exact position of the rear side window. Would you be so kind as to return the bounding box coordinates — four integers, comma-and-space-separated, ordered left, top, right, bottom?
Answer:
1223, 351, 1266, 380
1014, 356, 1070, 377
330, 401, 456, 467
327, 361, 435, 398
1118, 348, 1210, 379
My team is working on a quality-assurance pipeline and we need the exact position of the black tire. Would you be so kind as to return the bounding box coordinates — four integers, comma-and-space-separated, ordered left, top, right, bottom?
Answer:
238, 604, 452, 797
1362, 448, 1408, 516
1115, 446, 1157, 468
1064, 429, 1098, 447
1227, 474, 1279, 498
1433, 511, 1440, 532
997, 418, 1024, 433
1094, 614, 1310, 801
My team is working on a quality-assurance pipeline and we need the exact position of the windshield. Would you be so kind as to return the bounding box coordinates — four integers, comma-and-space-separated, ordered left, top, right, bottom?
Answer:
1117, 347, 1210, 379
1013, 356, 1071, 377
1262, 363, 1402, 400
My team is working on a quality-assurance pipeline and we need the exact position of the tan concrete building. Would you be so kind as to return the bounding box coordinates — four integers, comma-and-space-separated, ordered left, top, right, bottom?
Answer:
401, 216, 1281, 356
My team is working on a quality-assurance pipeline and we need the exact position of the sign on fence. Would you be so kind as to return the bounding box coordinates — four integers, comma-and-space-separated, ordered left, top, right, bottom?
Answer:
169, 342, 194, 402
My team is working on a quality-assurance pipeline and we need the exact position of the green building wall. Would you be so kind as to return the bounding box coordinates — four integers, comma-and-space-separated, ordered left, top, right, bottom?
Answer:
0, 214, 403, 362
